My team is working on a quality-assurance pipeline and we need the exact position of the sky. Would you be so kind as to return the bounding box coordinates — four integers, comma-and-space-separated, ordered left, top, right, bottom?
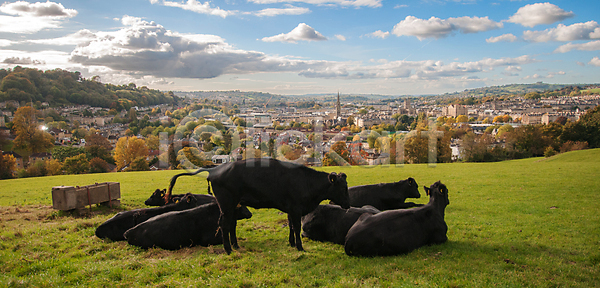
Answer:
0, 0, 599, 96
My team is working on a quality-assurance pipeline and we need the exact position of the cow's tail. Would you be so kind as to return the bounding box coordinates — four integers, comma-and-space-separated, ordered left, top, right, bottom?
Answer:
164, 167, 211, 203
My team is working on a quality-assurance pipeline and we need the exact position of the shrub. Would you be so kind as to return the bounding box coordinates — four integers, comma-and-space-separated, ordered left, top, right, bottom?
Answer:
560, 141, 588, 153
544, 146, 557, 158
89, 157, 109, 173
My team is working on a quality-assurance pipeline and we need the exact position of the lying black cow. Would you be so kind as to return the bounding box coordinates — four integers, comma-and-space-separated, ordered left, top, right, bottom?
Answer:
344, 181, 449, 257
124, 202, 252, 250
331, 177, 422, 210
144, 189, 215, 206
95, 193, 208, 241
166, 158, 350, 254
301, 204, 380, 245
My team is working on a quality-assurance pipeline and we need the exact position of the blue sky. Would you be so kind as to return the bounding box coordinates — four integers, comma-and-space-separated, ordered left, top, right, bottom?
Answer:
0, 0, 599, 96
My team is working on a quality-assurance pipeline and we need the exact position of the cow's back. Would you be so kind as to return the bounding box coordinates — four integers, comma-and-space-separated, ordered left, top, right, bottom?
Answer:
345, 207, 444, 256
302, 204, 380, 245
125, 203, 223, 250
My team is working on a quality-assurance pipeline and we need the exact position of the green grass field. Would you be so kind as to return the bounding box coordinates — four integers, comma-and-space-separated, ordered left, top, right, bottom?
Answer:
1, 149, 599, 287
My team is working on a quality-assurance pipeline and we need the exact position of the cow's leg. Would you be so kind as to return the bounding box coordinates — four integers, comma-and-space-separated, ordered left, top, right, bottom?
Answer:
289, 213, 304, 251
287, 214, 295, 247
214, 187, 238, 255
218, 211, 234, 254
230, 217, 239, 249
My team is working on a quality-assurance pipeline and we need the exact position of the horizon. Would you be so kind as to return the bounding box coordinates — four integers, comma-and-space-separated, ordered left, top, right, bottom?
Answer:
1, 0, 599, 96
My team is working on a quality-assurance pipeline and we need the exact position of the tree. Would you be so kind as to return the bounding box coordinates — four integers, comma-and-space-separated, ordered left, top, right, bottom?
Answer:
85, 133, 112, 150
45, 159, 63, 176
63, 154, 89, 174
114, 136, 149, 171
129, 157, 149, 172
456, 115, 468, 123
404, 131, 429, 164
0, 154, 16, 179
52, 146, 86, 162
322, 141, 350, 166
11, 106, 54, 154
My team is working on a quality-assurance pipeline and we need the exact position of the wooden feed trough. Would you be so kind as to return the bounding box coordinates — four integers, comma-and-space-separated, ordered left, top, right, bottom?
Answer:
52, 182, 120, 213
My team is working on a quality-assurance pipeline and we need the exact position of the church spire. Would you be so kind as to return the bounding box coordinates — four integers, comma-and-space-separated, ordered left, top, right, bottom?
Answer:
336, 91, 341, 119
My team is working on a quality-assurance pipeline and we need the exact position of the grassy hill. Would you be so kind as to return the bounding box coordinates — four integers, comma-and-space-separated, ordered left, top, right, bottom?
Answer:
1, 149, 599, 287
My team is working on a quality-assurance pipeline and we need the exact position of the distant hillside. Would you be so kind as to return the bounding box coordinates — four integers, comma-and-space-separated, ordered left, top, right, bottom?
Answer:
441, 83, 573, 98
0, 66, 179, 110
175, 90, 289, 106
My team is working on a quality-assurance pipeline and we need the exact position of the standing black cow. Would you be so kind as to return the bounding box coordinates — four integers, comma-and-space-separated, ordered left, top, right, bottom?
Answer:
301, 204, 380, 245
344, 181, 449, 257
124, 202, 253, 250
165, 158, 350, 254
331, 178, 421, 210
144, 189, 215, 206
95, 193, 206, 241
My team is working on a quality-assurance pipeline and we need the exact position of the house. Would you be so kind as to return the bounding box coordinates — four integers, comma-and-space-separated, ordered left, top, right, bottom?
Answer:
29, 152, 52, 165
212, 155, 232, 165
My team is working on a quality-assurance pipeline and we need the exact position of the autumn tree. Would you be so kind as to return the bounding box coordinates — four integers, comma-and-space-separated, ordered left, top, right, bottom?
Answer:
322, 141, 350, 166
63, 154, 90, 174
456, 115, 468, 123
114, 136, 149, 171
0, 154, 16, 179
11, 106, 54, 154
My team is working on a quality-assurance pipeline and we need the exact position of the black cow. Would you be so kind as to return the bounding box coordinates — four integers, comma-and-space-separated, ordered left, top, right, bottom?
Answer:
344, 181, 449, 257
95, 193, 205, 241
124, 202, 253, 250
331, 178, 422, 210
144, 189, 215, 206
166, 158, 350, 254
301, 204, 380, 245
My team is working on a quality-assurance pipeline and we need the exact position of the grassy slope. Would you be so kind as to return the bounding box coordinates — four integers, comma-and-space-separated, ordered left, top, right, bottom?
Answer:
1, 150, 599, 287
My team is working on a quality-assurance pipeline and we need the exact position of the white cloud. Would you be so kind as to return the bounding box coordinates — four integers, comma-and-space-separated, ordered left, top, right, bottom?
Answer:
508, 2, 574, 27
392, 16, 503, 40
261, 23, 327, 43
253, 5, 310, 17
299, 55, 537, 80
27, 29, 98, 46
524, 21, 600, 42
334, 34, 346, 41
486, 33, 518, 43
62, 16, 540, 86
0, 49, 72, 70
0, 1, 77, 33
589, 57, 600, 67
394, 4, 408, 9
153, 0, 234, 18
554, 40, 600, 53
521, 71, 565, 80
247, 0, 382, 8
368, 30, 390, 39
0, 39, 15, 47
0, 1, 77, 17
505, 66, 522, 72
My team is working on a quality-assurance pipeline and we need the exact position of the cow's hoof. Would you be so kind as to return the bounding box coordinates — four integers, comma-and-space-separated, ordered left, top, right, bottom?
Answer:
232, 243, 240, 249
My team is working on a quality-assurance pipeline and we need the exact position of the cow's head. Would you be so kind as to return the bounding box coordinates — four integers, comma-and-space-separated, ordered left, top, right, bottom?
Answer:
144, 189, 167, 206
174, 193, 198, 208
234, 205, 253, 220
400, 177, 420, 199
425, 181, 449, 206
328, 172, 350, 209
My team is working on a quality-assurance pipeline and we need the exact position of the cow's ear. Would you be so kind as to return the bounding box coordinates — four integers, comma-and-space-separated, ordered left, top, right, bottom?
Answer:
424, 186, 430, 196
328, 172, 337, 183
340, 173, 347, 180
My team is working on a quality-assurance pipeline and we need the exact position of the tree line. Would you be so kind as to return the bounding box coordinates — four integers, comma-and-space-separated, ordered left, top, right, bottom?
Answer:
0, 66, 179, 110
